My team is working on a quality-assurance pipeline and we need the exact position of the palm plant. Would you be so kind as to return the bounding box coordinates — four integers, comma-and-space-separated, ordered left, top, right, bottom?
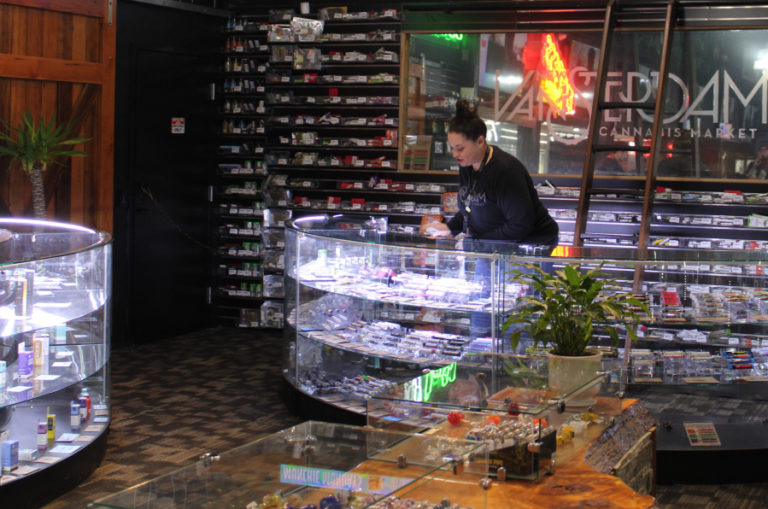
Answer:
0, 111, 90, 219
503, 263, 649, 356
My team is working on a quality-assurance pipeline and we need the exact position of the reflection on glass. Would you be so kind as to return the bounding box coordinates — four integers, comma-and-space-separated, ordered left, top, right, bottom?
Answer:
405, 29, 768, 180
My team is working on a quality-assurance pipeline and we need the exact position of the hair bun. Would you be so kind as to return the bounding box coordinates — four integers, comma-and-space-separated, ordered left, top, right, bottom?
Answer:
454, 99, 477, 120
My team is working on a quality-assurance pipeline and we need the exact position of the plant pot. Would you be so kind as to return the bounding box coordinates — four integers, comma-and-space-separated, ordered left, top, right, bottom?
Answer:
547, 350, 602, 404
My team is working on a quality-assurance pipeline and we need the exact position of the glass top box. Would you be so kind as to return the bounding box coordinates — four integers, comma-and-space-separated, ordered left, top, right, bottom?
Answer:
90, 420, 490, 509
367, 356, 622, 481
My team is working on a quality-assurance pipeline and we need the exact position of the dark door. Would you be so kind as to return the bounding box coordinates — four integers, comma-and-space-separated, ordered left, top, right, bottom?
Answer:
118, 47, 213, 344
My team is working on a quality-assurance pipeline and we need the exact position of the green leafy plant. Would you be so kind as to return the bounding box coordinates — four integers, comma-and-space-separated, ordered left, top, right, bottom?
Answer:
0, 111, 90, 219
502, 263, 650, 356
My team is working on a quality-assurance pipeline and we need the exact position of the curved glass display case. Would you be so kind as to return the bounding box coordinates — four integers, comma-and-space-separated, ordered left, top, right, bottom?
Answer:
284, 214, 768, 416
0, 218, 111, 508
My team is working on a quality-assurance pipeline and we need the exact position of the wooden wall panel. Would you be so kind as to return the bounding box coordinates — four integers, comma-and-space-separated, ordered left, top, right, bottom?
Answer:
0, 0, 114, 231
1, 0, 102, 18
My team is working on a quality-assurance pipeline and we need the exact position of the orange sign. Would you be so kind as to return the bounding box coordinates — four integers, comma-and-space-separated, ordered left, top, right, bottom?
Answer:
540, 34, 575, 117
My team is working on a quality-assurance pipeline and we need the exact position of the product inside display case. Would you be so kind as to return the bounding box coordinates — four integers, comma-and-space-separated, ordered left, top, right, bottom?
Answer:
367, 356, 621, 481
0, 218, 111, 494
92, 420, 489, 509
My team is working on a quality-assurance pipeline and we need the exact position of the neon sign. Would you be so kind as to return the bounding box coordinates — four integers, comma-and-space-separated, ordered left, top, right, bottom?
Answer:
540, 33, 575, 118
280, 465, 412, 494
403, 362, 457, 402
432, 33, 465, 43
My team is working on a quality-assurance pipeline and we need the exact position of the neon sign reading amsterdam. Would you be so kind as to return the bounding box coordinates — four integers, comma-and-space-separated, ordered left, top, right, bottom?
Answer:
539, 34, 575, 117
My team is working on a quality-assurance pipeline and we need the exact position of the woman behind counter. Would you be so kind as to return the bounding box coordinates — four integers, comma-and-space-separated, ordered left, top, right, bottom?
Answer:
425, 99, 559, 250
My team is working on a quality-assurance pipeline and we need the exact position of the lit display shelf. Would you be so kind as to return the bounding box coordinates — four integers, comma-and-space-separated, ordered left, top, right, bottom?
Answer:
0, 218, 111, 509
283, 214, 768, 416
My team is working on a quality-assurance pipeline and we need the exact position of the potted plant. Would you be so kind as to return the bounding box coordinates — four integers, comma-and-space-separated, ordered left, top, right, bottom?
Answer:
502, 263, 649, 397
0, 111, 89, 219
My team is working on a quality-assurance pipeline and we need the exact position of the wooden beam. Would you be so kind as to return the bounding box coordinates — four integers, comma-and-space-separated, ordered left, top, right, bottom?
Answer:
0, 54, 104, 84
0, 0, 102, 18
96, 0, 116, 232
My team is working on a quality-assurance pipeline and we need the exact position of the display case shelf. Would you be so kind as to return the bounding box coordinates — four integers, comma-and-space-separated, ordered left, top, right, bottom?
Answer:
0, 218, 111, 507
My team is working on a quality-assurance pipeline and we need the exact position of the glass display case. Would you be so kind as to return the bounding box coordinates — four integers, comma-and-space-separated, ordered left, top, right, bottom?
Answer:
0, 218, 111, 505
91, 420, 489, 509
284, 214, 768, 416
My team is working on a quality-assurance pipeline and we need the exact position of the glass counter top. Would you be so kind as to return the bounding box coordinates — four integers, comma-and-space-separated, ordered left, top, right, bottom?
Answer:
287, 214, 768, 264
90, 421, 489, 509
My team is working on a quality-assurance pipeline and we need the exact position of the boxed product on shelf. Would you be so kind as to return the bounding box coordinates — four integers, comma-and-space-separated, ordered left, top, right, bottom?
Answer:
263, 274, 285, 298
238, 308, 260, 328
263, 249, 285, 270
262, 229, 285, 249
260, 300, 284, 328
265, 188, 291, 207
263, 208, 292, 228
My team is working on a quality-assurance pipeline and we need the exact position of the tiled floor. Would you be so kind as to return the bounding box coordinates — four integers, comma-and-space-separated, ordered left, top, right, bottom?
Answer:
36, 326, 768, 508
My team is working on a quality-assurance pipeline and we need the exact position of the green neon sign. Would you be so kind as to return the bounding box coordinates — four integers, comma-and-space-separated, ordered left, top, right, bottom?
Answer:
403, 363, 457, 402
432, 33, 464, 43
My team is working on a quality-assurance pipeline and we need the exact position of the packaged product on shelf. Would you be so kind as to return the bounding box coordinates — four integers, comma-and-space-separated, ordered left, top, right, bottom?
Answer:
260, 300, 284, 328
318, 6, 346, 20
263, 250, 285, 271
261, 229, 285, 249
238, 308, 260, 328
263, 208, 292, 228
267, 23, 293, 42
268, 9, 294, 22
266, 70, 292, 84
290, 17, 324, 42
293, 47, 322, 70
263, 275, 285, 298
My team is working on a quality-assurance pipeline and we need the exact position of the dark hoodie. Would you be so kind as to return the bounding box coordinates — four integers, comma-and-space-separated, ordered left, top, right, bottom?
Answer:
447, 145, 558, 246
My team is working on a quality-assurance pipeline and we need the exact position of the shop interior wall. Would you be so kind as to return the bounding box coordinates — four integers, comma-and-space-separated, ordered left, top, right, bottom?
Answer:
0, 0, 115, 231
112, 0, 220, 347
